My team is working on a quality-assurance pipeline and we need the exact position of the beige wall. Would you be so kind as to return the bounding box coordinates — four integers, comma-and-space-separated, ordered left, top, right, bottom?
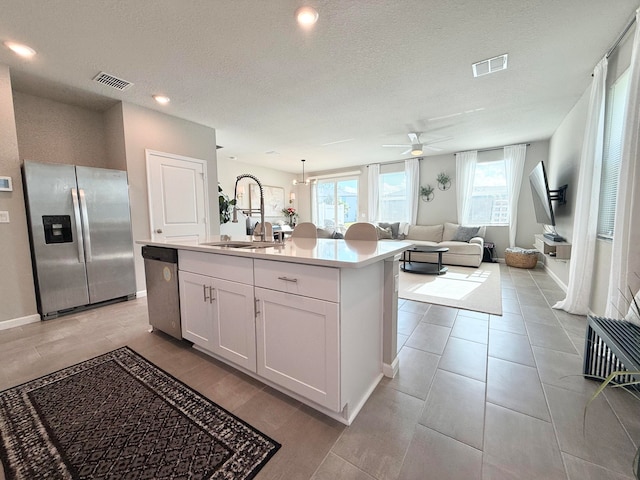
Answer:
1, 80, 220, 323
13, 91, 109, 168
545, 89, 588, 289
118, 102, 219, 293
0, 66, 37, 323
216, 157, 297, 236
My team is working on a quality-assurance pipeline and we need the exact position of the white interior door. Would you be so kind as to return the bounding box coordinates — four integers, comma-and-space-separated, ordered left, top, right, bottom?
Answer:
146, 150, 209, 242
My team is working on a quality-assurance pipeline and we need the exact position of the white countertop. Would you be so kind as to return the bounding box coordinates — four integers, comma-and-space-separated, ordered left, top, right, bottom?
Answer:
138, 235, 413, 268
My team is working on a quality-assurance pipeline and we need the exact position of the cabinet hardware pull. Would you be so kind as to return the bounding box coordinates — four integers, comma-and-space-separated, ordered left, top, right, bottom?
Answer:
277, 276, 298, 283
255, 298, 260, 316
209, 286, 215, 303
203, 284, 209, 302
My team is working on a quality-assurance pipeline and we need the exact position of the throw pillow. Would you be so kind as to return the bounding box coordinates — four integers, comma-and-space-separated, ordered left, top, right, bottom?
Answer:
378, 222, 400, 239
452, 226, 480, 242
332, 231, 344, 239
375, 225, 393, 239
316, 228, 334, 238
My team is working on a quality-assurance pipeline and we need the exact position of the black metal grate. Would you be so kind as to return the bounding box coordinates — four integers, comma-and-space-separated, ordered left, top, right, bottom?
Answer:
583, 316, 640, 387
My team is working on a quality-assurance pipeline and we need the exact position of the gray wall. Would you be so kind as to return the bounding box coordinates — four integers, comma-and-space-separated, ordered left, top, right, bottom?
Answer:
1, 79, 220, 325
118, 102, 218, 293
13, 92, 109, 168
0, 65, 37, 324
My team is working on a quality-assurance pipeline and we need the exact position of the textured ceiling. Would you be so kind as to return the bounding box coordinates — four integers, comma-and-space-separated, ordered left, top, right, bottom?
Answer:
1, 1, 638, 173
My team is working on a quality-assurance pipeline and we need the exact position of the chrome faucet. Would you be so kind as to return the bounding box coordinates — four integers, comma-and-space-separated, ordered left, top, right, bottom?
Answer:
232, 174, 265, 241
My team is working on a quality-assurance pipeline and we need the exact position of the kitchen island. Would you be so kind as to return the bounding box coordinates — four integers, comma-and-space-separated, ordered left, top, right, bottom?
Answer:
138, 235, 412, 425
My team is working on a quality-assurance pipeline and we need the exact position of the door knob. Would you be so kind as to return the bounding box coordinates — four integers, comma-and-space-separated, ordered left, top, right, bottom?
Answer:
155, 229, 163, 233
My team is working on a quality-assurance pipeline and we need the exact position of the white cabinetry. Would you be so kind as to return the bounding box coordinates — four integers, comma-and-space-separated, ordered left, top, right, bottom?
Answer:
176, 250, 387, 425
254, 259, 340, 410
178, 251, 256, 371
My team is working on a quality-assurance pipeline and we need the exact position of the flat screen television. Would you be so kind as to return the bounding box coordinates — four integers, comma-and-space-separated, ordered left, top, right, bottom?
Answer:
529, 161, 565, 241
529, 161, 555, 226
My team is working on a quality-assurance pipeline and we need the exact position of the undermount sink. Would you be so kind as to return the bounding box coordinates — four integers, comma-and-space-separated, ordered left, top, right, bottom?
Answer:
204, 241, 282, 249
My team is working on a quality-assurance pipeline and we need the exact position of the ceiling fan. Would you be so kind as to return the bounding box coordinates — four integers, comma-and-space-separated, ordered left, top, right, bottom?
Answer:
382, 132, 450, 156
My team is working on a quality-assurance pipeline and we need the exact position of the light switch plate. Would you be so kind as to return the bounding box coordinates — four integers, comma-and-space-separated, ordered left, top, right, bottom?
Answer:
0, 211, 9, 223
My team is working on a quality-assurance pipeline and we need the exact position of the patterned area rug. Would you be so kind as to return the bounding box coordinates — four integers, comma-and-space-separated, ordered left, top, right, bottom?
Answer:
399, 262, 502, 315
0, 347, 280, 480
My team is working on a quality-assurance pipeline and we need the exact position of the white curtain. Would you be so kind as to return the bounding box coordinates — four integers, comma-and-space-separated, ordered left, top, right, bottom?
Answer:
555, 57, 608, 314
405, 158, 420, 224
504, 144, 527, 247
455, 151, 478, 224
367, 163, 380, 222
606, 8, 640, 318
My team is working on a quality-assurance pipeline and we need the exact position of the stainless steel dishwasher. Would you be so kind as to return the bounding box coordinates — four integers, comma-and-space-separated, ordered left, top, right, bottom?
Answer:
142, 246, 182, 340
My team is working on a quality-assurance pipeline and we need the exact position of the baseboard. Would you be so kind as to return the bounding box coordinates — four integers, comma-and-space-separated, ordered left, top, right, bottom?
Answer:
383, 356, 400, 378
542, 264, 568, 293
136, 290, 147, 298
0, 313, 40, 331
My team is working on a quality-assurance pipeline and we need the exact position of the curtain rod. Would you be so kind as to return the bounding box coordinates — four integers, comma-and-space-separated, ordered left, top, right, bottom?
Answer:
606, 13, 637, 59
453, 143, 530, 156
366, 157, 424, 167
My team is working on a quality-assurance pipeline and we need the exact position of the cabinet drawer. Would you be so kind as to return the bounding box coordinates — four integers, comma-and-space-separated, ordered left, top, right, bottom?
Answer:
179, 250, 253, 284
254, 259, 339, 302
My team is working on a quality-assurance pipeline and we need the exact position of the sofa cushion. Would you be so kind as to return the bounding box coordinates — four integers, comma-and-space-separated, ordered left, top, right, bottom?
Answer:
452, 226, 480, 242
439, 240, 483, 255
378, 222, 400, 239
443, 222, 486, 241
407, 224, 443, 242
375, 225, 393, 239
316, 228, 344, 239
442, 222, 460, 241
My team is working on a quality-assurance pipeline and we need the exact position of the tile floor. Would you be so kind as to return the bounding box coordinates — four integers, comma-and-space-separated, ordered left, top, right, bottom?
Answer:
1, 263, 639, 479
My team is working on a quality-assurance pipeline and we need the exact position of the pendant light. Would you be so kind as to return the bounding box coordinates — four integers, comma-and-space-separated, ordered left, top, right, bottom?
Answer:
292, 159, 311, 185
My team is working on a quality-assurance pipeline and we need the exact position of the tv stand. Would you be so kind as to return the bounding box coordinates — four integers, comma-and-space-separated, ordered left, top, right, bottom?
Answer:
534, 234, 571, 260
543, 232, 565, 242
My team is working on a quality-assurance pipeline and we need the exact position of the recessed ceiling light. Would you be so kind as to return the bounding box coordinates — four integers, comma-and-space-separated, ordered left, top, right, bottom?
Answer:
295, 6, 319, 27
153, 95, 170, 105
4, 41, 36, 58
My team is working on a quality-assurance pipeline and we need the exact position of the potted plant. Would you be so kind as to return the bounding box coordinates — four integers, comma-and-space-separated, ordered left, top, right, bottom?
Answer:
218, 185, 236, 224
420, 185, 435, 202
437, 172, 451, 190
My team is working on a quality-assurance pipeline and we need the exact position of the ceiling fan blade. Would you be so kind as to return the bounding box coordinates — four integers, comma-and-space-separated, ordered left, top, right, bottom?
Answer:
408, 133, 419, 144
401, 148, 412, 155
425, 145, 443, 152
382, 144, 410, 148
423, 136, 452, 146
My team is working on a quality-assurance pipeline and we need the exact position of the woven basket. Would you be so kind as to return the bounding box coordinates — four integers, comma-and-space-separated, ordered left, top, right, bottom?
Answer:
505, 248, 538, 269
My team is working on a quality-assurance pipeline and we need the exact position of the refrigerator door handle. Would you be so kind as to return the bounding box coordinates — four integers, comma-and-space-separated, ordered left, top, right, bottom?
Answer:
71, 188, 85, 263
78, 188, 92, 262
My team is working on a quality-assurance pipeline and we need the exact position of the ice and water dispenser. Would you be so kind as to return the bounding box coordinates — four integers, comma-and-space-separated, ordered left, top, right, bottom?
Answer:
42, 215, 73, 244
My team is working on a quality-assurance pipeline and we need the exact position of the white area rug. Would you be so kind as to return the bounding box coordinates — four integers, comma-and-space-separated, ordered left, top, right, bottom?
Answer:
399, 262, 502, 315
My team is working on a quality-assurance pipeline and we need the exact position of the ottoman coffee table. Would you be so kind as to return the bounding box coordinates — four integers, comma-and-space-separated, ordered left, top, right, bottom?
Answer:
402, 246, 449, 275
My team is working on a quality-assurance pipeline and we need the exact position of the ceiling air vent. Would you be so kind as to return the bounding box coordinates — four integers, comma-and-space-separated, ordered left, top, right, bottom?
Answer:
93, 72, 134, 91
472, 54, 508, 78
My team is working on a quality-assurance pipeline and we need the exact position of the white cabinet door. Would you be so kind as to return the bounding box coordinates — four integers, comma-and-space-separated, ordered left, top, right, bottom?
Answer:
255, 287, 340, 411
179, 271, 214, 348
211, 278, 256, 372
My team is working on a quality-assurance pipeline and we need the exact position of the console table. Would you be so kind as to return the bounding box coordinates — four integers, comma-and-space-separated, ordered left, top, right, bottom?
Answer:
534, 234, 571, 260
401, 246, 448, 275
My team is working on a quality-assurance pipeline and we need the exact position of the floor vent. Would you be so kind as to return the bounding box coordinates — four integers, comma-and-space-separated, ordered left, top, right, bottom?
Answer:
93, 72, 134, 91
472, 54, 508, 78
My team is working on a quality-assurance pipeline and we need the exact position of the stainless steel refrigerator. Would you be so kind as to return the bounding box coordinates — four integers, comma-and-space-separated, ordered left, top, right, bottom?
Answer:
23, 160, 136, 319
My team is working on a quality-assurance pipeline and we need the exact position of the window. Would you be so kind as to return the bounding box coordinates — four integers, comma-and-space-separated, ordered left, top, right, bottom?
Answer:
598, 68, 629, 239
378, 171, 406, 222
467, 158, 509, 225
313, 177, 358, 231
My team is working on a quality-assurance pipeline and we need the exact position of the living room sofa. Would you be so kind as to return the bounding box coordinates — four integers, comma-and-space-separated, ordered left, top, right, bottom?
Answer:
377, 222, 485, 268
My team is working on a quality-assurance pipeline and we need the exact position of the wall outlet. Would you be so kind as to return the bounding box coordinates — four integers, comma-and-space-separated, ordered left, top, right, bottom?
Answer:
0, 211, 10, 223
